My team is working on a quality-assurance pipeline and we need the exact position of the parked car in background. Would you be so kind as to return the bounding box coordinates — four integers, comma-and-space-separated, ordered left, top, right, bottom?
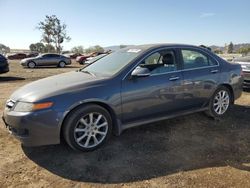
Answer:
3, 44, 243, 151
26, 52, 39, 58
68, 53, 83, 59
76, 54, 91, 64
76, 52, 107, 64
84, 53, 108, 64
7, 53, 27, 60
233, 56, 250, 88
20, 53, 71, 68
0, 54, 9, 74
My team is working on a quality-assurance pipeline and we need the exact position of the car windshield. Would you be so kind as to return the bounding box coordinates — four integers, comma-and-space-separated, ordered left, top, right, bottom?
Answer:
81, 48, 142, 76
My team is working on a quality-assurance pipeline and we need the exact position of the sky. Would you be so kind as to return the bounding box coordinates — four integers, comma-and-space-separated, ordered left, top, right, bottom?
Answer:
0, 0, 250, 50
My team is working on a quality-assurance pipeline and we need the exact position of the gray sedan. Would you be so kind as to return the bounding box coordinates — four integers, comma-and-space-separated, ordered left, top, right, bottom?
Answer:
20, 53, 71, 68
3, 44, 243, 151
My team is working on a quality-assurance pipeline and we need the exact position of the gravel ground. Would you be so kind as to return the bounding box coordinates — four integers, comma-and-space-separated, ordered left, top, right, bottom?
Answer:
0, 60, 250, 188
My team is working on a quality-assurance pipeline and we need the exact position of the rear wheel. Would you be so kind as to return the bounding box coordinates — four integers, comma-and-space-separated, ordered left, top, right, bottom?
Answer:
58, 61, 66, 68
63, 105, 112, 151
206, 86, 232, 118
27, 61, 36, 68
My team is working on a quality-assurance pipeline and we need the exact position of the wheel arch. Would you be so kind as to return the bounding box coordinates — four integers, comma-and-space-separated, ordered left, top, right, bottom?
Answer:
218, 83, 235, 103
59, 100, 121, 142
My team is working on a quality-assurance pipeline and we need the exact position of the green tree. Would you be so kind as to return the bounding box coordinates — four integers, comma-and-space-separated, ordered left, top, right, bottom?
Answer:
213, 49, 223, 54
237, 47, 250, 55
120, 44, 127, 49
71, 46, 84, 54
44, 44, 56, 53
29, 42, 46, 53
85, 45, 104, 54
38, 15, 71, 53
227, 42, 234, 54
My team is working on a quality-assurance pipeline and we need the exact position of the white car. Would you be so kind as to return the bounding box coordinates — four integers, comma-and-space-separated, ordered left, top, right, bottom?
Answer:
233, 56, 250, 88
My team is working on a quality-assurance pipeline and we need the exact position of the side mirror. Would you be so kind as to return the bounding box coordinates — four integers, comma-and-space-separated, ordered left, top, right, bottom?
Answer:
131, 66, 150, 77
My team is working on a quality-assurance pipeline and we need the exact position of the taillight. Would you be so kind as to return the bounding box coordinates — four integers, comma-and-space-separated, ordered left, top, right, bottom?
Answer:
240, 69, 244, 76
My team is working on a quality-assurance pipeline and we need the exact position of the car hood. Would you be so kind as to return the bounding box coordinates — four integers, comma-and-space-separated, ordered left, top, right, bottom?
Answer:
21, 57, 36, 62
10, 71, 107, 102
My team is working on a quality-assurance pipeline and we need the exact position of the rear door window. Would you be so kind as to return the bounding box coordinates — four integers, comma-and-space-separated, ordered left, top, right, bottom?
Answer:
181, 49, 217, 69
181, 50, 208, 69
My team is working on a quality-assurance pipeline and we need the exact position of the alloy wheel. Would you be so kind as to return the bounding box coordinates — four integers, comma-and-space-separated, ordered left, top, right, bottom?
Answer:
213, 90, 230, 115
73, 112, 108, 149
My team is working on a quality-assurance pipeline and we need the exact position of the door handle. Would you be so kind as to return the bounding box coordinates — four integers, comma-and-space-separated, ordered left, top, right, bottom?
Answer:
210, 69, 218, 73
169, 76, 180, 81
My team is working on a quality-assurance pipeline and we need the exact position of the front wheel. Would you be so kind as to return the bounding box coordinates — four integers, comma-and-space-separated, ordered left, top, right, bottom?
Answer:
63, 105, 112, 151
27, 61, 36, 68
206, 86, 232, 118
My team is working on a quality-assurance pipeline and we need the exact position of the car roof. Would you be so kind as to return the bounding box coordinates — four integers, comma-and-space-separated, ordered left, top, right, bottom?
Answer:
126, 43, 208, 52
42, 53, 60, 55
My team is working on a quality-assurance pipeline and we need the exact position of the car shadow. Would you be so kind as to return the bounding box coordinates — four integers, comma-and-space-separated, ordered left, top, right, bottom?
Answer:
22, 104, 250, 183
0, 76, 25, 82
243, 88, 250, 93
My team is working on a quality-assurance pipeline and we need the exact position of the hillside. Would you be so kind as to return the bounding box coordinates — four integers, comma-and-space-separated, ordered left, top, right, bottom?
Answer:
210, 43, 250, 51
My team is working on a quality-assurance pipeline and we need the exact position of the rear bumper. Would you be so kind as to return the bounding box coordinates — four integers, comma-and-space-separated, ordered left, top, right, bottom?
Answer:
2, 108, 61, 147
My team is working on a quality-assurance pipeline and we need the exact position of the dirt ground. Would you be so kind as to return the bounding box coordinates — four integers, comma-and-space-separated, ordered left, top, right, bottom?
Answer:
1, 60, 250, 188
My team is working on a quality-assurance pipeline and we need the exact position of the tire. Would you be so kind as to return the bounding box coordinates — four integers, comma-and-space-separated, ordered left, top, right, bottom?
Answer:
80, 59, 85, 65
63, 104, 112, 151
58, 61, 66, 68
206, 86, 232, 118
27, 61, 36, 68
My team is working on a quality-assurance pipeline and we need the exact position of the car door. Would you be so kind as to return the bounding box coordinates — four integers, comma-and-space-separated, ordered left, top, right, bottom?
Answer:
121, 48, 184, 124
179, 48, 220, 110
50, 54, 60, 65
36, 54, 51, 66
34, 55, 45, 66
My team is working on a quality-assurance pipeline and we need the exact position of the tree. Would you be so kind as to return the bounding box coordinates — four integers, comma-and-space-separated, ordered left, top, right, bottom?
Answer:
120, 44, 127, 49
237, 47, 250, 55
0, 43, 10, 54
213, 49, 223, 54
227, 42, 234, 54
85, 45, 104, 54
29, 42, 46, 53
37, 15, 71, 53
71, 46, 84, 54
44, 44, 56, 53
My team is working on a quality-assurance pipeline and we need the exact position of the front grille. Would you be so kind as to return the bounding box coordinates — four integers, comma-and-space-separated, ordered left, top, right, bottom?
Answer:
6, 99, 15, 110
243, 72, 250, 80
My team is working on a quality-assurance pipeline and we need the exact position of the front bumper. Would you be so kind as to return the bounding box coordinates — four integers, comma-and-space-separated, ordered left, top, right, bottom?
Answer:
0, 64, 9, 73
2, 108, 61, 146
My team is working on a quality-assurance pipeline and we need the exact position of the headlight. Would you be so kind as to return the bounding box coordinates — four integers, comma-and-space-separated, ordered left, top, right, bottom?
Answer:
13, 101, 53, 112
